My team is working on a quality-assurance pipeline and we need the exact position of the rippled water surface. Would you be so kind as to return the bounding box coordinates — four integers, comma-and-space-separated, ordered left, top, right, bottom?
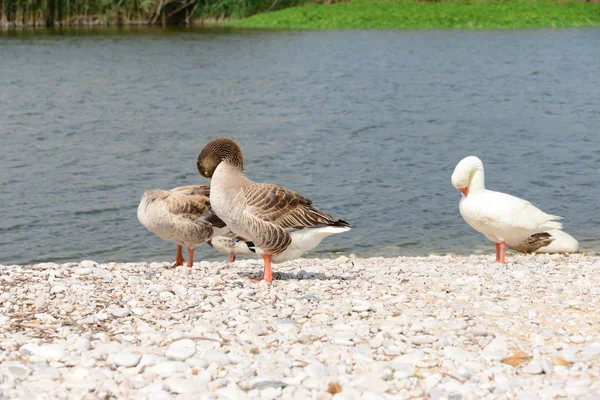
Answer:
1, 27, 599, 265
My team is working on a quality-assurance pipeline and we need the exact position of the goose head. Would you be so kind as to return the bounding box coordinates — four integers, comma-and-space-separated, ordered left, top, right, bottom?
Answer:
451, 156, 485, 197
197, 138, 244, 178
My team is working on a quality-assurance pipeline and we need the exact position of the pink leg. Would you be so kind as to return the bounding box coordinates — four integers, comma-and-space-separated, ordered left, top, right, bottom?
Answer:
249, 254, 273, 283
227, 254, 236, 263
172, 245, 184, 268
187, 248, 195, 268
498, 242, 506, 264
495, 243, 501, 263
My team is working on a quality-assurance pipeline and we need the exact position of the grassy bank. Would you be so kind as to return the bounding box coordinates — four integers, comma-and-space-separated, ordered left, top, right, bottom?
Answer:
229, 0, 600, 29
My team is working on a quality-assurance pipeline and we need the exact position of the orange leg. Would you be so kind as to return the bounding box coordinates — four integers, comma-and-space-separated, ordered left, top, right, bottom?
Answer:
187, 247, 195, 268
228, 254, 236, 263
250, 254, 273, 283
495, 242, 506, 264
172, 245, 184, 268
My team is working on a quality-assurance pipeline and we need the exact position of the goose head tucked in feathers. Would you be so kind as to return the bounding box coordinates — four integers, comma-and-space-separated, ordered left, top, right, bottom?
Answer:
197, 138, 244, 178
451, 155, 485, 197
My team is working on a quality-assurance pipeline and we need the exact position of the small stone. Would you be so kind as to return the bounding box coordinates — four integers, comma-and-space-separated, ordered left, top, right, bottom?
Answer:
528, 333, 545, 347
424, 373, 442, 389
34, 295, 46, 309
75, 338, 91, 352
113, 353, 141, 368
150, 361, 189, 377
540, 359, 553, 374
251, 381, 288, 390
391, 350, 425, 367
204, 349, 231, 366
1, 361, 31, 378
80, 260, 98, 268
481, 336, 509, 361
570, 335, 585, 344
354, 375, 389, 393
108, 307, 131, 318
166, 339, 196, 361
172, 284, 187, 298
74, 267, 92, 275
352, 299, 372, 312
392, 363, 415, 379
369, 334, 384, 349
410, 335, 436, 345
32, 344, 65, 361
159, 291, 175, 301
521, 360, 543, 375
165, 377, 208, 394
565, 380, 591, 396
50, 284, 68, 294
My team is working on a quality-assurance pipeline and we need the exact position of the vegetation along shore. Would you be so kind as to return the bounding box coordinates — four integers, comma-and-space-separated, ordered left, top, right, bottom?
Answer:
230, 0, 600, 30
1, 0, 599, 29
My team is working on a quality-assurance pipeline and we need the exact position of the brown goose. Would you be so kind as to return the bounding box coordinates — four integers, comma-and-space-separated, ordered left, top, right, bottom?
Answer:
197, 138, 351, 282
137, 185, 229, 267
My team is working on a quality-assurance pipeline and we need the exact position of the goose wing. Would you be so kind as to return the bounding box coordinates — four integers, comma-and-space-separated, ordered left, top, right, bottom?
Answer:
164, 185, 214, 223
242, 183, 349, 230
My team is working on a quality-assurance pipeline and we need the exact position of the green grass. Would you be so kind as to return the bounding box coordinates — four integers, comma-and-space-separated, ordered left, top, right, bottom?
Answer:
229, 0, 600, 30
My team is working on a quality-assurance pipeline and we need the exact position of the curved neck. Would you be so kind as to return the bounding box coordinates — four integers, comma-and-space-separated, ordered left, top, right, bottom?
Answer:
468, 169, 486, 194
212, 161, 247, 188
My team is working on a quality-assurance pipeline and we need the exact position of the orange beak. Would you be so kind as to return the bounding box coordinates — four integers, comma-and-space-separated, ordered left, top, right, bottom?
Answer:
460, 187, 469, 197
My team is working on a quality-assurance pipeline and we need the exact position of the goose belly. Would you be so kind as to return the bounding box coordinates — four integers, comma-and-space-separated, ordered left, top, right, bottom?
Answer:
137, 201, 178, 242
138, 201, 207, 247
257, 226, 350, 263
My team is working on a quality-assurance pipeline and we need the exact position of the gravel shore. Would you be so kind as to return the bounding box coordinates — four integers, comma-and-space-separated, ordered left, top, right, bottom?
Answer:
1, 254, 599, 399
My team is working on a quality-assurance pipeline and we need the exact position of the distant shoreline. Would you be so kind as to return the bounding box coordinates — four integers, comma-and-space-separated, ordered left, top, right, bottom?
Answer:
0, 18, 229, 30
2, 1, 600, 31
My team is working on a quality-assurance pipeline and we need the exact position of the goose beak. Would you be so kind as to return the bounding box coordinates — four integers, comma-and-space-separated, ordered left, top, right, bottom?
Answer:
460, 188, 469, 197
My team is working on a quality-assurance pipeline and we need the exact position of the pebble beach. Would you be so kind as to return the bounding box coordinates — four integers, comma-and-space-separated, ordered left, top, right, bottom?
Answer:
1, 254, 600, 399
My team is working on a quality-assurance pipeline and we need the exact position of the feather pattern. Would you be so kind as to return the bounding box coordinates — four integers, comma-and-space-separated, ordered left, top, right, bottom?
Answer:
205, 144, 350, 258
137, 185, 228, 248
510, 229, 579, 254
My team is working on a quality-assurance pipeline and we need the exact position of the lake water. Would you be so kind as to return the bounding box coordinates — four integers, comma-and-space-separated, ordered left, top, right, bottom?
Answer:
1, 27, 599, 265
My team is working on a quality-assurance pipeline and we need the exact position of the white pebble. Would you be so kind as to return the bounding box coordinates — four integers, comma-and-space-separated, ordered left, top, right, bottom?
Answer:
113, 353, 141, 368
32, 344, 65, 361
80, 260, 98, 268
391, 350, 425, 367
204, 349, 231, 366
521, 360, 543, 375
108, 307, 131, 318
164, 377, 208, 394
50, 284, 68, 294
150, 361, 189, 377
74, 267, 92, 275
166, 339, 196, 361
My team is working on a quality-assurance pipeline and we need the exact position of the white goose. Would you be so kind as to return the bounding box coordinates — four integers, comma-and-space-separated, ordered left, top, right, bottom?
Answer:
451, 156, 563, 263
137, 185, 229, 267
197, 138, 351, 282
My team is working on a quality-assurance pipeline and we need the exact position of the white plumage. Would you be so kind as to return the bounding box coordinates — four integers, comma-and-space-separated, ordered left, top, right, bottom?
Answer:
451, 156, 563, 263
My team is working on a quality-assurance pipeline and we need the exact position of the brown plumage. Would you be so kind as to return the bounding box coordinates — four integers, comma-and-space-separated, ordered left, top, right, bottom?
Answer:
239, 183, 350, 254
137, 185, 228, 267
197, 137, 351, 282
508, 232, 554, 254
